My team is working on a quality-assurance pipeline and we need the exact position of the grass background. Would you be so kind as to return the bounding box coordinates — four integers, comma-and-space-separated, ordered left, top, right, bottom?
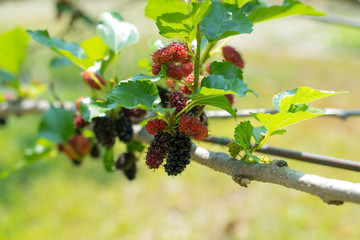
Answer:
0, 0, 360, 239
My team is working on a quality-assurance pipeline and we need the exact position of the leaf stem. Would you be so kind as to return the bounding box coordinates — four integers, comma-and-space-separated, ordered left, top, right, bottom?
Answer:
200, 41, 216, 66
193, 23, 202, 91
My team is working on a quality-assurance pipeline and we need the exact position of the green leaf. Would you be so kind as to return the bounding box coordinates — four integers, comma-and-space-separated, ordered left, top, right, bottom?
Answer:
38, 105, 75, 143
97, 11, 139, 54
126, 140, 145, 153
252, 126, 267, 141
80, 36, 108, 60
156, 0, 211, 41
50, 57, 73, 68
103, 147, 114, 172
201, 61, 256, 97
223, 0, 251, 8
272, 87, 346, 112
128, 74, 161, 82
191, 87, 237, 118
104, 80, 161, 110
0, 27, 29, 74
0, 69, 16, 84
80, 97, 109, 121
24, 138, 54, 164
145, 0, 189, 21
251, 110, 325, 133
200, 2, 253, 42
234, 120, 253, 149
27, 30, 94, 69
246, 0, 325, 23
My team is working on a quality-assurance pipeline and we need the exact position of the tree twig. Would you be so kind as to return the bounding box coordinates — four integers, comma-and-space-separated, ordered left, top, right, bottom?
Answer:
132, 125, 360, 205
1, 99, 360, 171
205, 136, 360, 172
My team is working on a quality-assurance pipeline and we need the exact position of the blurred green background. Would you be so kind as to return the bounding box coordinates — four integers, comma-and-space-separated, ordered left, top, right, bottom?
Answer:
1, 0, 360, 239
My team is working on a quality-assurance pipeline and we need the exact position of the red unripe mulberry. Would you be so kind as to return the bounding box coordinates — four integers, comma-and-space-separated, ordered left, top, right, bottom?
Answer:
222, 46, 244, 69
145, 118, 168, 135
75, 97, 85, 111
82, 71, 106, 89
179, 115, 209, 140
225, 94, 234, 106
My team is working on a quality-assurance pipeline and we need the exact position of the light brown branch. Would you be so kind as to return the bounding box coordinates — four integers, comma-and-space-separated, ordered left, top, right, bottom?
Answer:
132, 125, 360, 205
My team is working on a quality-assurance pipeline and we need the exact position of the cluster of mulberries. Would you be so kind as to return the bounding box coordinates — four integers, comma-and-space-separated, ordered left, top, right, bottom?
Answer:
92, 111, 133, 148
178, 115, 208, 140
164, 131, 192, 176
115, 152, 137, 180
222, 46, 245, 69
151, 42, 193, 80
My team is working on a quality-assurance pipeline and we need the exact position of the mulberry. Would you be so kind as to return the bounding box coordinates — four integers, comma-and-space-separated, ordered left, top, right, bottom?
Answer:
166, 63, 184, 80
116, 152, 137, 180
225, 94, 234, 106
0, 118, 6, 126
92, 116, 116, 148
228, 141, 241, 158
82, 71, 106, 89
152, 42, 191, 65
114, 112, 133, 143
122, 108, 147, 119
222, 46, 244, 69
164, 131, 192, 176
179, 115, 208, 140
75, 97, 85, 111
145, 131, 172, 169
169, 92, 188, 113
74, 114, 89, 129
90, 143, 100, 158
145, 118, 167, 135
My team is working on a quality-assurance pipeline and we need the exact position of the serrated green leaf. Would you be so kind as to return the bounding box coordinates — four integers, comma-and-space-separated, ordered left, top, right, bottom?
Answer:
246, 0, 325, 23
200, 2, 253, 42
234, 121, 253, 150
251, 110, 324, 133
252, 126, 267, 141
201, 61, 256, 97
145, 0, 189, 21
80, 97, 109, 121
103, 147, 114, 172
38, 105, 75, 143
0, 27, 29, 74
273, 87, 346, 112
156, 0, 211, 41
104, 80, 161, 110
191, 87, 237, 118
80, 36, 108, 60
97, 11, 139, 54
27, 30, 94, 69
